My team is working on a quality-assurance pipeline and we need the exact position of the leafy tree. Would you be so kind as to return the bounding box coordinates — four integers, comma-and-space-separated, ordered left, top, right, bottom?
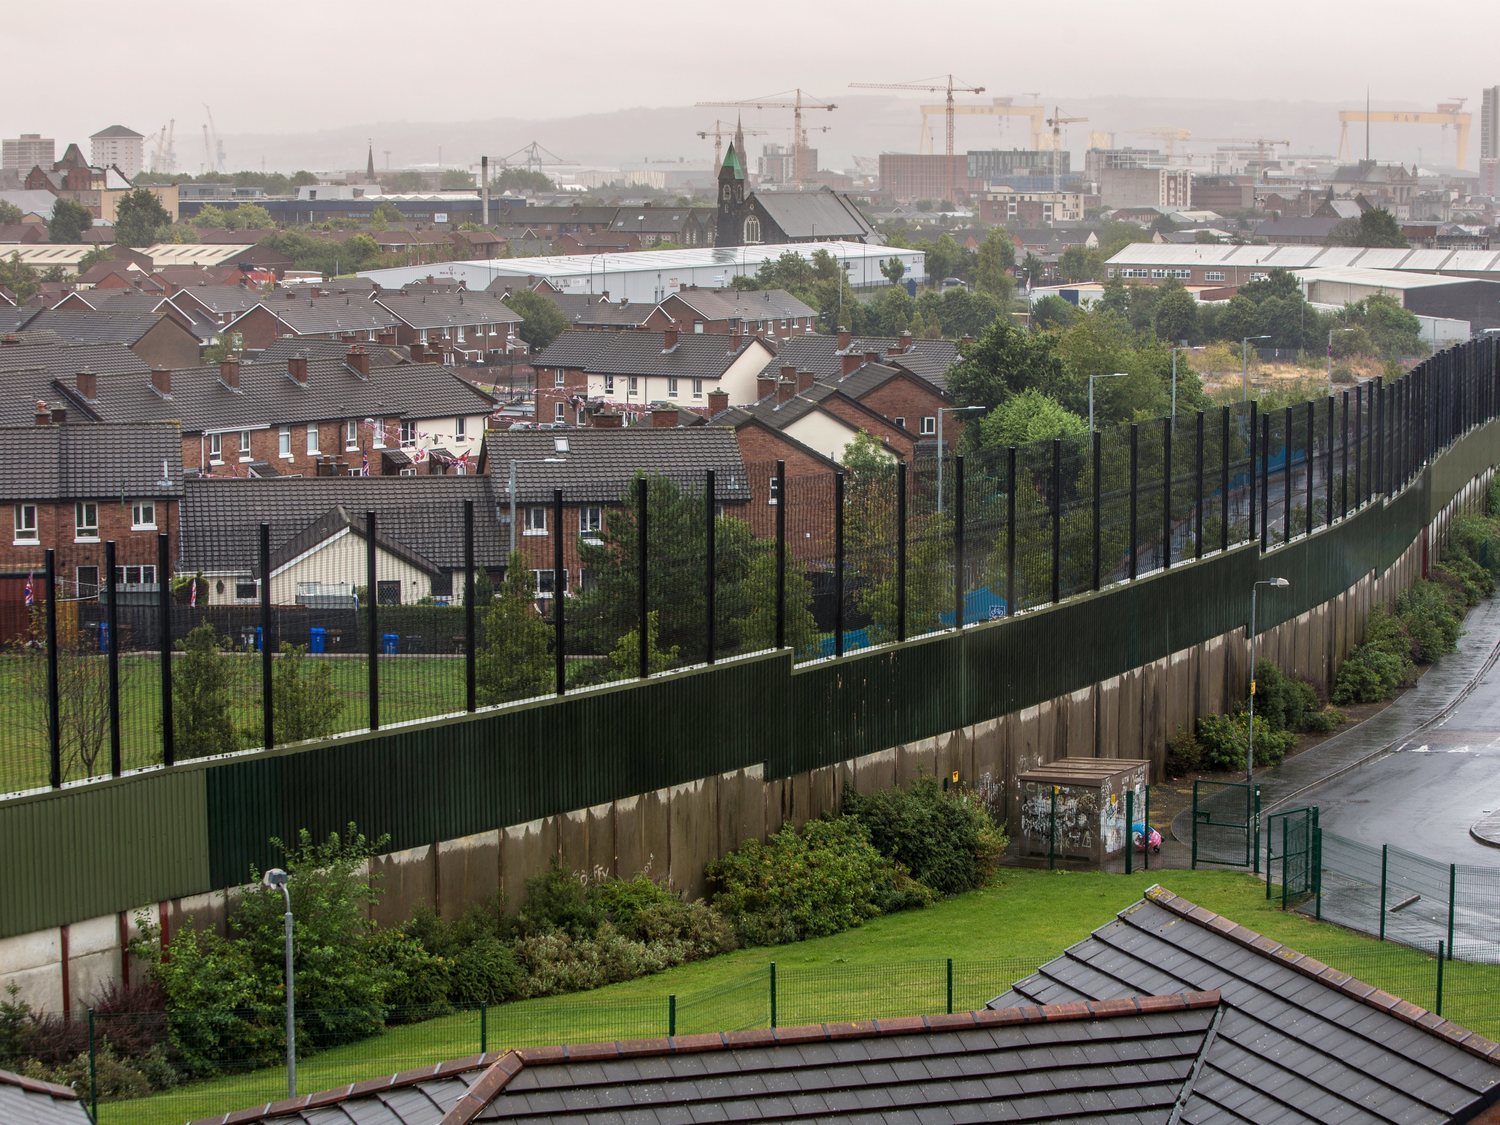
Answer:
608, 610, 678, 678
1017, 252, 1045, 288
225, 202, 273, 230
172, 621, 241, 759
439, 169, 476, 190
490, 168, 554, 194
291, 170, 319, 187
1030, 294, 1080, 330
859, 511, 953, 641
948, 317, 1064, 416
1151, 278, 1197, 343
271, 643, 342, 742
1057, 243, 1102, 282
505, 288, 569, 350
191, 204, 230, 229
47, 199, 92, 243
369, 201, 402, 225
880, 256, 906, 284
475, 551, 552, 705
1342, 293, 1427, 359
113, 188, 172, 247
922, 233, 965, 283
978, 388, 1087, 447
1328, 207, 1407, 248
855, 285, 916, 337
915, 286, 1006, 339
75, 246, 113, 275
0, 200, 22, 225
0, 252, 42, 300
973, 228, 1015, 300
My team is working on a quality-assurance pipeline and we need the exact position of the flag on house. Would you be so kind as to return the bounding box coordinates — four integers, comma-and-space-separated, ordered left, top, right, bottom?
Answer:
23, 572, 33, 607
361, 451, 370, 477
189, 579, 198, 608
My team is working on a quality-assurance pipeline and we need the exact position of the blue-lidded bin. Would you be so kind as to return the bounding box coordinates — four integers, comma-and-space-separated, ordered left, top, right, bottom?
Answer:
98, 622, 110, 653
382, 632, 399, 655
255, 626, 264, 652
309, 627, 326, 654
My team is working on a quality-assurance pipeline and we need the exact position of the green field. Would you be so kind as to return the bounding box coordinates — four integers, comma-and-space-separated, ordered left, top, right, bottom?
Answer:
99, 868, 1500, 1125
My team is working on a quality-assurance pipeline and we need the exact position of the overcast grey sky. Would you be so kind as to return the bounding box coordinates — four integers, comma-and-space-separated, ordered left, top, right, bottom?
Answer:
10, 1, 1494, 155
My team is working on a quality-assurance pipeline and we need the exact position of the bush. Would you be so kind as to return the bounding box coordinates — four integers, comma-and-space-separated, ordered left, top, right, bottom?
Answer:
1301, 707, 1345, 734
1435, 554, 1489, 607
1394, 580, 1462, 663
590, 875, 736, 959
707, 817, 919, 946
1196, 712, 1295, 772
447, 935, 523, 1006
366, 927, 450, 1022
843, 777, 1005, 896
1332, 642, 1409, 704
511, 923, 679, 998
1447, 513, 1500, 585
515, 865, 603, 939
1252, 660, 1321, 733
1164, 726, 1202, 777
1362, 606, 1412, 660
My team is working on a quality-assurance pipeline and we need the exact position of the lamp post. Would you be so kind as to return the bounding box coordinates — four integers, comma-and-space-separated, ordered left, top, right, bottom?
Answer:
1247, 577, 1290, 797
1327, 326, 1357, 393
263, 868, 294, 1099
508, 457, 565, 554
1241, 335, 1270, 401
936, 405, 984, 514
1170, 344, 1191, 433
1089, 372, 1126, 433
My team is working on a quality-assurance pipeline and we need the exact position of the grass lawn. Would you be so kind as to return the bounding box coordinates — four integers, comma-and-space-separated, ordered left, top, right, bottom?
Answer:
101, 867, 1500, 1125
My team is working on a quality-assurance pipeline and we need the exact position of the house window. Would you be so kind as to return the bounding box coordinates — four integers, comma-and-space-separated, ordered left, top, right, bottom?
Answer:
554, 401, 566, 424
399, 467, 417, 477
768, 476, 780, 505
238, 429, 252, 460
209, 433, 223, 463
894, 416, 906, 430
345, 420, 358, 450
604, 375, 615, 394
115, 565, 156, 586
75, 502, 98, 540
667, 377, 679, 398
692, 378, 704, 399
234, 579, 258, 601
13, 504, 37, 543
580, 506, 603, 536
1205, 271, 1225, 283
278, 427, 292, 458
400, 420, 415, 446
554, 371, 565, 388
373, 421, 386, 449
76, 566, 99, 597
307, 424, 320, 454
694, 321, 704, 334
524, 506, 547, 535
131, 500, 156, 530
743, 216, 761, 243
455, 417, 468, 441
532, 569, 568, 597
628, 376, 639, 396
921, 416, 936, 435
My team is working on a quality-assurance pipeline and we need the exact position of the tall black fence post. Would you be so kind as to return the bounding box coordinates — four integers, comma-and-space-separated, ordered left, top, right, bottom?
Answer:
44, 549, 60, 787
1325, 395, 1336, 521
1375, 380, 1385, 499
1049, 442, 1061, 603
1340, 390, 1350, 519
1260, 412, 1270, 551
834, 471, 846, 657
463, 500, 476, 712
1162, 418, 1172, 569
104, 541, 121, 778
955, 455, 968, 626
158, 533, 173, 767
553, 488, 565, 694
260, 523, 273, 750
1283, 405, 1293, 544
1219, 407, 1230, 553
1354, 382, 1364, 507
773, 460, 786, 650
705, 470, 716, 664
896, 461, 908, 640
1247, 401, 1258, 545
1128, 425, 1139, 580
365, 511, 379, 731
1305, 401, 1316, 526
1194, 411, 1204, 560
1006, 446, 1017, 611
636, 477, 648, 678
1092, 430, 1103, 587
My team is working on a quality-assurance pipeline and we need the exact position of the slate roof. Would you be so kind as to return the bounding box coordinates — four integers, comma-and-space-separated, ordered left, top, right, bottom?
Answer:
760, 333, 960, 391
227, 296, 399, 337
254, 338, 410, 367
374, 292, 523, 331
713, 379, 893, 442
0, 306, 41, 333
483, 428, 750, 503
191, 992, 1232, 1124
168, 285, 263, 317
180, 477, 506, 572
541, 292, 656, 328
989, 885, 1500, 1123
0, 341, 150, 377
0, 1068, 93, 1125
607, 207, 712, 235
753, 188, 877, 241
665, 286, 816, 322
24, 308, 171, 346
533, 329, 761, 380
0, 423, 183, 499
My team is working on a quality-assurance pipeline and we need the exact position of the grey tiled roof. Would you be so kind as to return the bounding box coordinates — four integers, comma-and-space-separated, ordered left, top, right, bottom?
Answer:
252, 338, 409, 366
989, 885, 1500, 1123
25, 308, 168, 346
0, 423, 184, 500
228, 296, 399, 337
0, 1069, 93, 1125
483, 427, 750, 503
534, 329, 760, 381
607, 206, 711, 234
0, 341, 150, 377
374, 292, 523, 331
753, 188, 876, 240
666, 286, 816, 322
525, 329, 614, 370
0, 306, 40, 333
180, 477, 505, 572
167, 285, 263, 317
542, 293, 655, 328
761, 334, 959, 390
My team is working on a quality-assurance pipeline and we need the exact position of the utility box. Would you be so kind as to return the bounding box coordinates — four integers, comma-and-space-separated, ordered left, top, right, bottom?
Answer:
1012, 758, 1150, 868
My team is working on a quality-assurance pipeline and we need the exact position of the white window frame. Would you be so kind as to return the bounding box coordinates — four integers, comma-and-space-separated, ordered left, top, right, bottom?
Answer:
399, 467, 417, 477
554, 370, 565, 388
628, 376, 639, 395
454, 417, 468, 441
238, 429, 253, 461
920, 416, 936, 435
307, 423, 320, 455
554, 401, 566, 424
131, 500, 156, 530
74, 501, 98, 541
13, 503, 37, 543
894, 416, 906, 430
667, 377, 679, 398
115, 564, 156, 586
524, 506, 548, 535
234, 578, 258, 602
532, 568, 567, 598
209, 433, 223, 464
373, 420, 386, 449
692, 378, 704, 399
1205, 270, 1225, 283
278, 427, 292, 459
604, 375, 615, 394
345, 420, 359, 450
768, 476, 780, 506
400, 420, 416, 447
580, 506, 603, 537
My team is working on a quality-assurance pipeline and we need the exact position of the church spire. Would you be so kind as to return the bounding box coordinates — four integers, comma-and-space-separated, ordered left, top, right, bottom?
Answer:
366, 139, 375, 180
733, 114, 745, 169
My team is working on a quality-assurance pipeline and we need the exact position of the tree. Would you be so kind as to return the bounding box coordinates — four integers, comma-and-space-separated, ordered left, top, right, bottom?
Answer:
75, 246, 112, 275
475, 551, 552, 705
978, 388, 1087, 448
439, 169, 476, 191
1151, 279, 1197, 343
855, 285, 916, 337
0, 200, 21, 225
47, 199, 92, 244
1343, 293, 1427, 359
0, 252, 43, 300
1030, 294, 1080, 330
114, 188, 172, 247
860, 512, 953, 641
225, 202, 273, 230
973, 228, 1015, 300
271, 643, 342, 742
880, 256, 906, 284
608, 611, 678, 679
947, 317, 1064, 416
490, 168, 554, 194
172, 621, 242, 759
1328, 207, 1407, 249
505, 288, 569, 351
290, 170, 319, 188
369, 201, 402, 226
923, 233, 964, 284
191, 204, 231, 229
915, 287, 1006, 339
1017, 252, 1045, 289
1057, 244, 1102, 283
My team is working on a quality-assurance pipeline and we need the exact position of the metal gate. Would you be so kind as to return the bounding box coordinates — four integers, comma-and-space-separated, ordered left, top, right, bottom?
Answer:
1266, 806, 1319, 908
1191, 780, 1261, 870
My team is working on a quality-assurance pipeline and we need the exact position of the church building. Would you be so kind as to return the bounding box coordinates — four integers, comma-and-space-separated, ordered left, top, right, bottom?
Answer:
715, 124, 876, 249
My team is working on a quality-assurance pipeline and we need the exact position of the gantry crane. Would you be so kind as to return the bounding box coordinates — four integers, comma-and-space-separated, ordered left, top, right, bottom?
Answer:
695, 89, 835, 187
918, 97, 1048, 152
202, 105, 226, 175
849, 75, 985, 202
698, 120, 767, 168
1337, 101, 1472, 168
1046, 107, 1087, 195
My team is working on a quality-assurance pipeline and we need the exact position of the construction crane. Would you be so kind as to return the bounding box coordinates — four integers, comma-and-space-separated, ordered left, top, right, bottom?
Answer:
1045, 107, 1087, 196
1337, 101, 1473, 168
695, 89, 835, 187
145, 120, 176, 174
1123, 127, 1192, 159
697, 120, 767, 168
919, 98, 1048, 152
202, 105, 226, 175
496, 142, 578, 176
849, 75, 984, 202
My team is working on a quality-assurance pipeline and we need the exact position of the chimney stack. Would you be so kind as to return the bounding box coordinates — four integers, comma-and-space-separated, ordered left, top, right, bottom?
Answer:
898, 329, 914, 352
592, 411, 623, 429
150, 366, 171, 396
49, 405, 66, 426
707, 387, 729, 415
2, 335, 20, 347
34, 400, 49, 427
780, 363, 796, 382
347, 344, 370, 376
376, 328, 397, 346
287, 353, 308, 384
775, 378, 797, 405
864, 349, 880, 367
796, 368, 816, 393
651, 406, 677, 428
960, 334, 975, 347
836, 326, 852, 350
75, 368, 97, 400
840, 350, 862, 377
662, 321, 679, 350
219, 356, 240, 388
757, 372, 776, 401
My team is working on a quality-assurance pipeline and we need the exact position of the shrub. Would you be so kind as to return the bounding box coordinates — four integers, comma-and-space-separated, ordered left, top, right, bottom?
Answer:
447, 935, 523, 1006
590, 875, 737, 959
1435, 555, 1489, 607
1447, 514, 1500, 585
366, 928, 450, 1023
1395, 581, 1462, 663
515, 865, 603, 939
1252, 660, 1321, 733
1196, 712, 1294, 772
1301, 707, 1345, 734
707, 817, 916, 946
23, 1043, 154, 1101
1362, 607, 1412, 660
511, 924, 678, 998
1332, 642, 1409, 704
1164, 726, 1202, 777
843, 776, 1004, 896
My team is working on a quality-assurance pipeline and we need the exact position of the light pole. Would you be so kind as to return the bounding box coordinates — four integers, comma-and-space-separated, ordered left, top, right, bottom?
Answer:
508, 457, 565, 554
1170, 344, 1190, 432
1241, 335, 1270, 401
936, 405, 984, 514
1247, 577, 1290, 797
1089, 372, 1126, 433
1327, 326, 1357, 392
263, 868, 294, 1099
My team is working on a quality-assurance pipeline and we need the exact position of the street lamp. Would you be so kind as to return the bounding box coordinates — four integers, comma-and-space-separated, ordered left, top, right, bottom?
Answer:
1089, 372, 1126, 433
1327, 326, 1358, 392
1247, 577, 1290, 797
1170, 343, 1190, 431
508, 457, 566, 554
935, 405, 984, 514
1241, 336, 1270, 401
262, 868, 294, 1099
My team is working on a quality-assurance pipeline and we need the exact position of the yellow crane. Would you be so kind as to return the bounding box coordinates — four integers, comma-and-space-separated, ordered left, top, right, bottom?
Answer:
697, 120, 767, 169
917, 97, 1047, 153
695, 89, 836, 187
1123, 127, 1192, 159
849, 75, 985, 201
1337, 102, 1472, 168
1046, 107, 1087, 195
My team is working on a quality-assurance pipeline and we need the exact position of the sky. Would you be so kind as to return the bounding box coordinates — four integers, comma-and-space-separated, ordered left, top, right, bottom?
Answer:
9, 1, 1496, 165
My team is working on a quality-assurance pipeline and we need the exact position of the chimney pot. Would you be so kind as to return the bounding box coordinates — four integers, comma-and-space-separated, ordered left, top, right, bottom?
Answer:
220, 355, 240, 388
780, 363, 796, 381
34, 400, 49, 426
1, 334, 20, 346
836, 326, 852, 350
75, 368, 97, 400
150, 366, 171, 396
49, 405, 66, 425
757, 373, 776, 401
347, 344, 370, 376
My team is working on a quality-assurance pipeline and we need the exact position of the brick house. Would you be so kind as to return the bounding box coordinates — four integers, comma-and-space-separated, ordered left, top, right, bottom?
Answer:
222, 293, 401, 352
607, 205, 714, 247
21, 307, 202, 370
0, 420, 183, 636
646, 286, 816, 340
372, 291, 525, 363
480, 427, 750, 598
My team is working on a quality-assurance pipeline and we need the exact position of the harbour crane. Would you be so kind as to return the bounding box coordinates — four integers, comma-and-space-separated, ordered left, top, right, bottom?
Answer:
202, 105, 226, 174
1045, 107, 1087, 195
1336, 100, 1472, 168
697, 120, 767, 168
849, 75, 985, 202
696, 89, 835, 187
